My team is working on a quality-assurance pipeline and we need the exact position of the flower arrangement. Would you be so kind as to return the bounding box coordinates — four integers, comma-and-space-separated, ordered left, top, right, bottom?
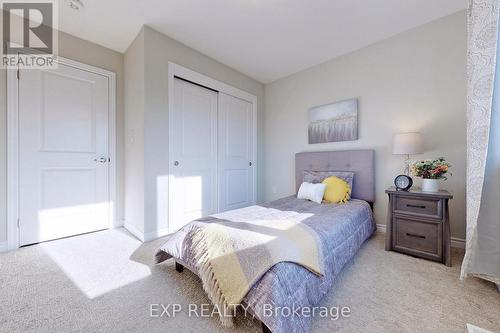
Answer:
411, 158, 451, 180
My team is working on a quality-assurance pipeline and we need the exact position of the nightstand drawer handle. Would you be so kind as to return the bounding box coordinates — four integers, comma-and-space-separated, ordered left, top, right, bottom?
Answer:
406, 233, 426, 239
406, 204, 426, 209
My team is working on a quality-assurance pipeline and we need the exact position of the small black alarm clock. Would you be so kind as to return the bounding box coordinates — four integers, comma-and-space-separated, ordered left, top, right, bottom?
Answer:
394, 174, 413, 191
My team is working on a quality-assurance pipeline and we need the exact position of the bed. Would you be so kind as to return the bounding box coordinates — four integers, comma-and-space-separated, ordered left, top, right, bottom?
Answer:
156, 150, 376, 333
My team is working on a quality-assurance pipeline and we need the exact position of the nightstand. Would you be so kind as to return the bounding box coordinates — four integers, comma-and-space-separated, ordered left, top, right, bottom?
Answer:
385, 187, 453, 266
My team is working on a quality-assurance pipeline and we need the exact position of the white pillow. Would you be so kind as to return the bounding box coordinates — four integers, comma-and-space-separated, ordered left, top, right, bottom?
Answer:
297, 182, 326, 204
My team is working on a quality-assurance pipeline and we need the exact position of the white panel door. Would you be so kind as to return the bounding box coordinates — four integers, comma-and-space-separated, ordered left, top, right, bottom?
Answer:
171, 78, 218, 231
218, 93, 255, 212
19, 63, 110, 246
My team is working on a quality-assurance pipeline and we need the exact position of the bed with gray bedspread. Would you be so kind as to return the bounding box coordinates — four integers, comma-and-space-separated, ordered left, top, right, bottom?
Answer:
156, 150, 376, 332
156, 196, 375, 333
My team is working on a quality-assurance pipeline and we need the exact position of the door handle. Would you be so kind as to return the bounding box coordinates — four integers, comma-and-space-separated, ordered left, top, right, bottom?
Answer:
94, 157, 108, 163
174, 161, 179, 166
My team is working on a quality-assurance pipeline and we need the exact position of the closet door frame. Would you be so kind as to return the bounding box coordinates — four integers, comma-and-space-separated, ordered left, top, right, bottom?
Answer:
167, 62, 257, 233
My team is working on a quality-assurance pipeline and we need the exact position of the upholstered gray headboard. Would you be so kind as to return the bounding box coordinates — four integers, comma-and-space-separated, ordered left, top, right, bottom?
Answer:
295, 150, 375, 203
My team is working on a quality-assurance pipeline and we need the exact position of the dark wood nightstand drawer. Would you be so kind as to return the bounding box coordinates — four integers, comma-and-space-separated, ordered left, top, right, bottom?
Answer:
393, 217, 442, 260
386, 187, 452, 266
395, 196, 442, 219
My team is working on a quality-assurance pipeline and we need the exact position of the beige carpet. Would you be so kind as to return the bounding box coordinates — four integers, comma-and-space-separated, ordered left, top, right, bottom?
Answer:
0, 228, 498, 333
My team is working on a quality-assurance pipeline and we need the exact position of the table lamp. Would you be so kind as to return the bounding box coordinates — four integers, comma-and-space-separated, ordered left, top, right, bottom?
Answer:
393, 132, 423, 175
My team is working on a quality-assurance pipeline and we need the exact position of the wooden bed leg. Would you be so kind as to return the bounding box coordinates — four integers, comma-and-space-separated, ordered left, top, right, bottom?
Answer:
175, 262, 184, 273
262, 322, 272, 333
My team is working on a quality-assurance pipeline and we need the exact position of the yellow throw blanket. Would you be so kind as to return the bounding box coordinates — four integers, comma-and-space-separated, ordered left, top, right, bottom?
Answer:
191, 206, 325, 326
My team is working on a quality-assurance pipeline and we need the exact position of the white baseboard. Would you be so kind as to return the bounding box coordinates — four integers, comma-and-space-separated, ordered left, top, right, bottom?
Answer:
450, 237, 466, 249
143, 228, 170, 242
0, 241, 8, 253
123, 221, 170, 243
375, 224, 465, 249
124, 221, 146, 242
112, 219, 124, 228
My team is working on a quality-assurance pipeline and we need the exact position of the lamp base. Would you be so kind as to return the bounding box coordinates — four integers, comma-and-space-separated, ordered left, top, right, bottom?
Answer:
404, 154, 411, 176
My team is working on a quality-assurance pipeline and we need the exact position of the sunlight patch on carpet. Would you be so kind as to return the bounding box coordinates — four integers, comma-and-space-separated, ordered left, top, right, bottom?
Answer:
467, 323, 495, 333
40, 229, 151, 298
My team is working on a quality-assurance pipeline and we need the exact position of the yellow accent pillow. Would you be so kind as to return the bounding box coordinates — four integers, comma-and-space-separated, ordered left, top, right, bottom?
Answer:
321, 176, 351, 203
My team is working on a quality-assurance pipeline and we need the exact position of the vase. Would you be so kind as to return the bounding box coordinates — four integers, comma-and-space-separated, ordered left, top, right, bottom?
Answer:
421, 179, 439, 192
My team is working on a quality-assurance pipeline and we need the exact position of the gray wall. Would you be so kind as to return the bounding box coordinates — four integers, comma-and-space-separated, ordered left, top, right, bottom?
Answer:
0, 27, 124, 245
124, 29, 146, 234
124, 26, 265, 236
263, 12, 467, 239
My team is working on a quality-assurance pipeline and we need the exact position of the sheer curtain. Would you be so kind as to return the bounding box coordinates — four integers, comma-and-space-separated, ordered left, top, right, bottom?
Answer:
461, 0, 500, 286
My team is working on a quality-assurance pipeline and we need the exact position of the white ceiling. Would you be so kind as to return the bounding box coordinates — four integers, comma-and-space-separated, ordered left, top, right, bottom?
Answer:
58, 0, 467, 83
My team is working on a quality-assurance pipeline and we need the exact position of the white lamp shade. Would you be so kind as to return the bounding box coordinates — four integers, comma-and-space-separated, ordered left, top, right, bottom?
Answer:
392, 132, 423, 155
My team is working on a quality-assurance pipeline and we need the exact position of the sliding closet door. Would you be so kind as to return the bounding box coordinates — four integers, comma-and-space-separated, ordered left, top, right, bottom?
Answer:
218, 93, 255, 212
171, 78, 218, 231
